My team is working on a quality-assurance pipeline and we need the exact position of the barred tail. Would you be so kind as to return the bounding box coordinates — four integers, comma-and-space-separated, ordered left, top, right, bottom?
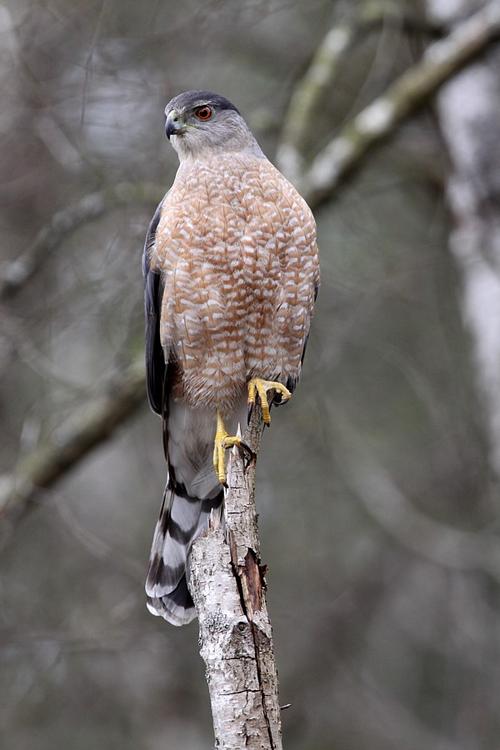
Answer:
145, 400, 230, 626
145, 480, 223, 625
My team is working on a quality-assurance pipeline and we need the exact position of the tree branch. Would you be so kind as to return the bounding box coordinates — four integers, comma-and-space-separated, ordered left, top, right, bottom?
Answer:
0, 182, 163, 300
332, 410, 500, 585
188, 408, 282, 749
0, 358, 145, 521
278, 2, 500, 208
277, 2, 443, 184
348, 447, 500, 583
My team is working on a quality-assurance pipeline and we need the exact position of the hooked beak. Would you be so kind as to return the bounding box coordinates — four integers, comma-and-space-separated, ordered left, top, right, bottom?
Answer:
165, 110, 186, 139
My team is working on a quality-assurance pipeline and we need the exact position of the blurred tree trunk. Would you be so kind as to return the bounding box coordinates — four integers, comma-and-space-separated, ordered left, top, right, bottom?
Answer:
427, 0, 500, 475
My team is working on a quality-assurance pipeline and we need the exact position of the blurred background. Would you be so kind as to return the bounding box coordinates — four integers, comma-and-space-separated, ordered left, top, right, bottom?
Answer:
1, 0, 499, 748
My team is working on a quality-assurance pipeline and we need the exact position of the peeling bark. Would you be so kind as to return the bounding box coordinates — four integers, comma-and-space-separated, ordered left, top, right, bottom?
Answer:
188, 408, 282, 750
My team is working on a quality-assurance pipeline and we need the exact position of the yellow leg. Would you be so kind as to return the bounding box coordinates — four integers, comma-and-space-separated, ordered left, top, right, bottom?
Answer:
247, 378, 291, 425
213, 410, 242, 485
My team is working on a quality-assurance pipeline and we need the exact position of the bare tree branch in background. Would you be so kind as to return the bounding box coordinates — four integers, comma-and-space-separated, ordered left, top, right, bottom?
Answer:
325, 398, 500, 584
426, 0, 500, 479
344, 434, 500, 584
0, 358, 145, 521
277, 2, 500, 208
189, 407, 282, 750
277, 1, 444, 184
0, 182, 163, 300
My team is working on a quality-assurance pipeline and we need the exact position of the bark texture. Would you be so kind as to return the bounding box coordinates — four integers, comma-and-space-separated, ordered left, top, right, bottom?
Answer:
188, 409, 282, 750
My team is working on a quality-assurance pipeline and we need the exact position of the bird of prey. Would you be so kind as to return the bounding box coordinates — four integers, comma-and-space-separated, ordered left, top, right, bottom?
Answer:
143, 90, 319, 625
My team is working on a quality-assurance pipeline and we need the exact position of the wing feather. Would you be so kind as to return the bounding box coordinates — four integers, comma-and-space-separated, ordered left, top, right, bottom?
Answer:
143, 199, 167, 415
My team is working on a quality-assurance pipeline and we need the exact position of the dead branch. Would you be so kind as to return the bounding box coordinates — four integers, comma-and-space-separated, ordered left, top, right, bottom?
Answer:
188, 408, 282, 749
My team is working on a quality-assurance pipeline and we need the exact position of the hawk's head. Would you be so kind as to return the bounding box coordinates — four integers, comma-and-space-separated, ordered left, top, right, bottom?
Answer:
164, 90, 261, 160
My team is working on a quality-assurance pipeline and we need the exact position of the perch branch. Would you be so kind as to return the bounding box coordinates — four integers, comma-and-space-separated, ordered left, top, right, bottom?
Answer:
0, 358, 145, 521
278, 2, 500, 207
189, 407, 282, 749
0, 182, 163, 300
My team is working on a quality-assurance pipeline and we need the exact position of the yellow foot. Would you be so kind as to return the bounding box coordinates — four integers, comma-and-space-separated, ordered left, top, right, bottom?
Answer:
247, 378, 292, 425
213, 410, 242, 485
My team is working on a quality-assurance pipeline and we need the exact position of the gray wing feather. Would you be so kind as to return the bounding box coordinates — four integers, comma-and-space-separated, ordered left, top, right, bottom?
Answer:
143, 199, 167, 416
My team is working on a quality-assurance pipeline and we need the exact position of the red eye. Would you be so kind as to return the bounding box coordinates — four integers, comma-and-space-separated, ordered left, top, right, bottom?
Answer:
194, 105, 213, 121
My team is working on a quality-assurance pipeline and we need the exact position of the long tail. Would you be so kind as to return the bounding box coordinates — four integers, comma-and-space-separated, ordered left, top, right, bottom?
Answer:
145, 399, 243, 626
145, 481, 222, 625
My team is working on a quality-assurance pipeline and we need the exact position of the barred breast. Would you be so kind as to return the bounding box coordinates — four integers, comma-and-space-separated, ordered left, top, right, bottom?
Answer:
152, 152, 319, 410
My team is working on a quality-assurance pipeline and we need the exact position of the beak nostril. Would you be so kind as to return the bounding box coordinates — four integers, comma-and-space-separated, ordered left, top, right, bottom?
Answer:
166, 112, 184, 140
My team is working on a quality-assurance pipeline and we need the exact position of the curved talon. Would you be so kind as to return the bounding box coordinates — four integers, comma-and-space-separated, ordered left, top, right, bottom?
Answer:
213, 410, 242, 485
247, 378, 291, 425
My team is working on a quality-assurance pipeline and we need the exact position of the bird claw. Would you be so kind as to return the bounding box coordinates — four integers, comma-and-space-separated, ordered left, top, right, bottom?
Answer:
213, 410, 254, 484
247, 378, 291, 425
213, 432, 241, 485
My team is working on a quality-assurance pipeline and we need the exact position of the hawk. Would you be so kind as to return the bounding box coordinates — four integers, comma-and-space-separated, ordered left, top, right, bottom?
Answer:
143, 90, 319, 625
